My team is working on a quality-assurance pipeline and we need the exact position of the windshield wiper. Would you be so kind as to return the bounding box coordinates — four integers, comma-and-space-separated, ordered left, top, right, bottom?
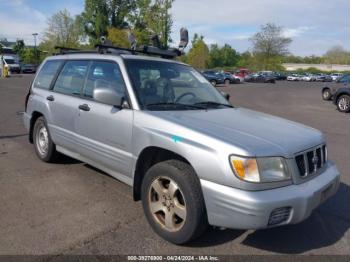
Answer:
194, 101, 234, 108
145, 102, 205, 110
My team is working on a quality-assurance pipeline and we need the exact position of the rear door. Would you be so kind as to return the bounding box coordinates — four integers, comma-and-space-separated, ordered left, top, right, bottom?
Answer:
75, 60, 134, 179
49, 60, 89, 152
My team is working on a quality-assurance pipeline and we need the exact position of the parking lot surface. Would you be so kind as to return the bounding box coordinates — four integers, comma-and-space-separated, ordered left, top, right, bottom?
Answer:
0, 75, 349, 255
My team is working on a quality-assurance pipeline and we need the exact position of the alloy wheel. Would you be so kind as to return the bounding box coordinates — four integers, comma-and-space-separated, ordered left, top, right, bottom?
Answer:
148, 176, 187, 232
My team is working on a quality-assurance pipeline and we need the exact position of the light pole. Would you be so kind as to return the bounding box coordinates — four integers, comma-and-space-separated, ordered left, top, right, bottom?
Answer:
32, 33, 38, 66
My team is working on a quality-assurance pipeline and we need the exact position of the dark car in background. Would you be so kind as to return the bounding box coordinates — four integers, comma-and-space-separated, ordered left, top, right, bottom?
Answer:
21, 64, 36, 74
223, 72, 240, 84
273, 72, 287, 80
244, 73, 276, 83
316, 74, 332, 82
202, 70, 225, 86
322, 74, 350, 101
322, 74, 350, 113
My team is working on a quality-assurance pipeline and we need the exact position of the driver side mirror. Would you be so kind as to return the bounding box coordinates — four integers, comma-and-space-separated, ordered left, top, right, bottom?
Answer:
93, 87, 126, 108
220, 91, 230, 101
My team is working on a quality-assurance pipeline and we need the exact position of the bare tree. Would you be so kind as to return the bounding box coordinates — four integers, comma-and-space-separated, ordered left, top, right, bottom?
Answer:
250, 23, 292, 70
251, 23, 292, 57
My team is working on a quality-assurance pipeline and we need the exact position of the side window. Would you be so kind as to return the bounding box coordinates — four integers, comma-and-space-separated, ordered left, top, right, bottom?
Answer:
84, 61, 126, 99
53, 60, 89, 95
33, 60, 62, 89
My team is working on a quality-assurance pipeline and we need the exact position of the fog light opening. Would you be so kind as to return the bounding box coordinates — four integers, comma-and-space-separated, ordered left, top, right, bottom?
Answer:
268, 207, 292, 226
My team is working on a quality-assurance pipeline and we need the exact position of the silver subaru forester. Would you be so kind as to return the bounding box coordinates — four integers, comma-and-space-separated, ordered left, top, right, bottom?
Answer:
23, 50, 340, 244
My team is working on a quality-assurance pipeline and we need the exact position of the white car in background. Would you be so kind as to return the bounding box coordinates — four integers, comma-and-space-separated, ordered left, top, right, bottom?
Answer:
302, 74, 316, 82
330, 73, 343, 81
287, 74, 301, 81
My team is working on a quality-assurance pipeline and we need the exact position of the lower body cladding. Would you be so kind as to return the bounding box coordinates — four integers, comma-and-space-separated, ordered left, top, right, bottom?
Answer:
201, 162, 340, 230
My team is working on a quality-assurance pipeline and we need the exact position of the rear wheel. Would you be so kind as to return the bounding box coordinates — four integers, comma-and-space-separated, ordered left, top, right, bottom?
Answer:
337, 95, 350, 113
210, 80, 217, 86
141, 160, 208, 244
322, 89, 332, 101
33, 116, 59, 162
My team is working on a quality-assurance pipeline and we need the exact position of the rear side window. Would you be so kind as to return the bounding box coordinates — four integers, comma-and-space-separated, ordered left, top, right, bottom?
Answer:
53, 60, 89, 95
34, 60, 62, 89
84, 61, 126, 99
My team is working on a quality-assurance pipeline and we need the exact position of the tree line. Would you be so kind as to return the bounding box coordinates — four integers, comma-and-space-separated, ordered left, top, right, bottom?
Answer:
5, 0, 350, 71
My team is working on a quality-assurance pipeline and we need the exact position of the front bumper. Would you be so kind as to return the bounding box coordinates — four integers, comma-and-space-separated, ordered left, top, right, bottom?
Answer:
201, 162, 340, 230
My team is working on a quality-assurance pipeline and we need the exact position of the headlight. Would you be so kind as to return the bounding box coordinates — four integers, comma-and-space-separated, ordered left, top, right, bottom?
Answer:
230, 155, 291, 183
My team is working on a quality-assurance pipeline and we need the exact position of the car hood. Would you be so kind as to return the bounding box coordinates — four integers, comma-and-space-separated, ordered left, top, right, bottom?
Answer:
146, 108, 324, 158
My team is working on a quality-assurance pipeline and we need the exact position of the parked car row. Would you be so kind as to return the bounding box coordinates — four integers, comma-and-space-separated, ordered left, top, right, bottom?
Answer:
322, 74, 350, 113
287, 73, 341, 82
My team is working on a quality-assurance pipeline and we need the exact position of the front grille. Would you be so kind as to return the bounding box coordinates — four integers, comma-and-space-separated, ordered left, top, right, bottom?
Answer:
268, 207, 292, 226
295, 145, 327, 177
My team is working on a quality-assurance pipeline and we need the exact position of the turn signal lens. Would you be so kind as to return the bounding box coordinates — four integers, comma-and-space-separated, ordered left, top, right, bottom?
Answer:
230, 156, 260, 182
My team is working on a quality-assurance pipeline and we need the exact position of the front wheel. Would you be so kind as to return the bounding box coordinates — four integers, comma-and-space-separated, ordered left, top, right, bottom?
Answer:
210, 80, 217, 86
141, 160, 208, 244
322, 89, 332, 101
337, 95, 350, 113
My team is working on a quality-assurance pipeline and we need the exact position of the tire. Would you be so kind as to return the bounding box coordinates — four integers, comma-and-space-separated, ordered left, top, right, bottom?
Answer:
210, 80, 217, 86
33, 116, 59, 162
336, 95, 350, 113
322, 89, 332, 101
141, 160, 208, 244
224, 79, 230, 86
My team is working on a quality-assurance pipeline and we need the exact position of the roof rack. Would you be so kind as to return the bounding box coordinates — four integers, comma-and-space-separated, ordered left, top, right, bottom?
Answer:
53, 27, 189, 59
95, 44, 181, 59
54, 46, 98, 55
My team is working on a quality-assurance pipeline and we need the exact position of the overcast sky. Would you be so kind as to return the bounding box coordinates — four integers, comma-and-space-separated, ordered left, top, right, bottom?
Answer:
0, 0, 349, 56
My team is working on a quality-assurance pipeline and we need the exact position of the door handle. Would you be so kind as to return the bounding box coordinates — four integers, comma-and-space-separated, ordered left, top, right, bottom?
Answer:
46, 95, 55, 101
78, 104, 90, 111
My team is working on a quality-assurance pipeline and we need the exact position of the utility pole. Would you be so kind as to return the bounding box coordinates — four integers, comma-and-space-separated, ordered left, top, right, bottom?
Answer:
32, 33, 38, 66
0, 44, 3, 77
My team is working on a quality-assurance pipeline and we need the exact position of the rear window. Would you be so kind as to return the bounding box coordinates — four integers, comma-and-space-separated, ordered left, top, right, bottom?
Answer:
34, 60, 62, 90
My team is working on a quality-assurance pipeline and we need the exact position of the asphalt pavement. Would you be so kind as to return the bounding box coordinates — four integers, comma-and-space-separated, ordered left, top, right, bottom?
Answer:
0, 75, 349, 256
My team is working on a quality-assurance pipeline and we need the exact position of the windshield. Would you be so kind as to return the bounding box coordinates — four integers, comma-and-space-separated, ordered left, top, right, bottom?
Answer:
125, 59, 231, 111
5, 59, 15, 64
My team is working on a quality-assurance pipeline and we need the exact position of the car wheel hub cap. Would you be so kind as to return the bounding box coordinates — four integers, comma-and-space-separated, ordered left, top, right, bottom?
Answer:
149, 177, 187, 232
37, 126, 49, 155
339, 97, 349, 110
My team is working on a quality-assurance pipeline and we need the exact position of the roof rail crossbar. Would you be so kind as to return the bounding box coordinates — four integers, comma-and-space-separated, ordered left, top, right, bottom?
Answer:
95, 44, 181, 59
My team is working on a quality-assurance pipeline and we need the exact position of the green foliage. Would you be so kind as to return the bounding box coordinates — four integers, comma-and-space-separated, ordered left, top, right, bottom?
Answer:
283, 55, 325, 64
21, 48, 36, 64
324, 46, 350, 64
187, 34, 210, 69
81, 0, 173, 48
81, 0, 110, 44
41, 9, 84, 54
208, 44, 239, 68
107, 27, 130, 48
13, 40, 25, 57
